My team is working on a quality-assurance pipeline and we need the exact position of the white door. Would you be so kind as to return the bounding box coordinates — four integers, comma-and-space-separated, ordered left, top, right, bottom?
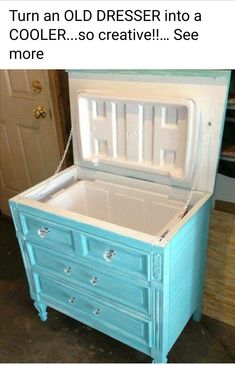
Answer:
0, 70, 61, 215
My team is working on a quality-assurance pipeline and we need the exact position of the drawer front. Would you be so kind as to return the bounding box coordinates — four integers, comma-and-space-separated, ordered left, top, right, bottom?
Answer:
38, 275, 152, 348
19, 213, 77, 255
28, 244, 150, 315
19, 212, 150, 280
82, 234, 150, 280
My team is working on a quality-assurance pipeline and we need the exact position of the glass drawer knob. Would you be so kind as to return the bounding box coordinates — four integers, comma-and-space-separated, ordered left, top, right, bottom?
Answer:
37, 227, 49, 238
68, 296, 76, 304
90, 276, 98, 285
93, 308, 102, 316
103, 249, 116, 262
64, 267, 72, 275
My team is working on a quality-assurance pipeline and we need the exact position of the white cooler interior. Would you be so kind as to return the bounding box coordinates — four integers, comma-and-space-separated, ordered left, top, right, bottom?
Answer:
35, 92, 202, 237
44, 179, 187, 236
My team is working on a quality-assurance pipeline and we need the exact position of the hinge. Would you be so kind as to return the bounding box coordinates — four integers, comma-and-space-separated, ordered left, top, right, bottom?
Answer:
159, 229, 169, 241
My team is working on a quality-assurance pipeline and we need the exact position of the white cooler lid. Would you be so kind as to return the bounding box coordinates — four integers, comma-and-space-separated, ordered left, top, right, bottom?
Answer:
69, 71, 230, 193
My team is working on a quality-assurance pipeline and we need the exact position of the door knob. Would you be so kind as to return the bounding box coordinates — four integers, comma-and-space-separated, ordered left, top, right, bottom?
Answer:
33, 106, 46, 119
32, 80, 42, 93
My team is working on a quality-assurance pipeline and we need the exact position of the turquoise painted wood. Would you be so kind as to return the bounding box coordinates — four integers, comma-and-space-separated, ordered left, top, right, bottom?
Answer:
9, 197, 211, 363
25, 242, 151, 315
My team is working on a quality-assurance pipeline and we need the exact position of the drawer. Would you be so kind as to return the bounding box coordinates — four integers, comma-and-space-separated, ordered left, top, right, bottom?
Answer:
19, 212, 150, 280
28, 244, 150, 315
19, 212, 78, 255
82, 234, 150, 280
38, 275, 152, 349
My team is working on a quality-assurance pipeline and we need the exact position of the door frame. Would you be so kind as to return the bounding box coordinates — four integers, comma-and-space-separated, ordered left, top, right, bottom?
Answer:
48, 70, 72, 169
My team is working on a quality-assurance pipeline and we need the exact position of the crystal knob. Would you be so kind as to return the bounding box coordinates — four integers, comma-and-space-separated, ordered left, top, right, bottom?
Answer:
64, 267, 72, 275
93, 308, 102, 316
90, 276, 98, 285
103, 249, 116, 262
37, 227, 49, 238
68, 296, 76, 304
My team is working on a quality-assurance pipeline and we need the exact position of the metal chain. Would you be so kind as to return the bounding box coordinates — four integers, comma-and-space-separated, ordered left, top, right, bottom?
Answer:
55, 128, 73, 174
35, 128, 72, 200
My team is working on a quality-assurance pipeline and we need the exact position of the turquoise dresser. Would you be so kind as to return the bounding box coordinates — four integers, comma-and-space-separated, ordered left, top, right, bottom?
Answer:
9, 71, 230, 363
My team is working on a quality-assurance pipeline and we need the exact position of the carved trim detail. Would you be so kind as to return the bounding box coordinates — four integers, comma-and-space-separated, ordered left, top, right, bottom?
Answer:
153, 253, 162, 281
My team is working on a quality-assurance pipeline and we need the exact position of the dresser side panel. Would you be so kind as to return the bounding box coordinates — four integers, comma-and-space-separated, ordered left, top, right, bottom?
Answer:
168, 198, 212, 350
9, 201, 38, 296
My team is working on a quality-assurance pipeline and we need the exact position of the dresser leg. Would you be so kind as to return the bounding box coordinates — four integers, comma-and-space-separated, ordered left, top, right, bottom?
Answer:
193, 306, 201, 322
34, 301, 48, 321
152, 355, 168, 363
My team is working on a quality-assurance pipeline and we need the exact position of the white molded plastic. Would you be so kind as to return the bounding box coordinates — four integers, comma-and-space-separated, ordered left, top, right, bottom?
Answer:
77, 93, 199, 183
45, 179, 186, 236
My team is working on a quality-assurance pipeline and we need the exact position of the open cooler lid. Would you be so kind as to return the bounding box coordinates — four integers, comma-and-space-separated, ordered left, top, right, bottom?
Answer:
69, 71, 230, 193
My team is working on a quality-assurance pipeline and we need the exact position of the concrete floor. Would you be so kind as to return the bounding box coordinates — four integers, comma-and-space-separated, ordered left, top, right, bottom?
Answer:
0, 215, 234, 363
